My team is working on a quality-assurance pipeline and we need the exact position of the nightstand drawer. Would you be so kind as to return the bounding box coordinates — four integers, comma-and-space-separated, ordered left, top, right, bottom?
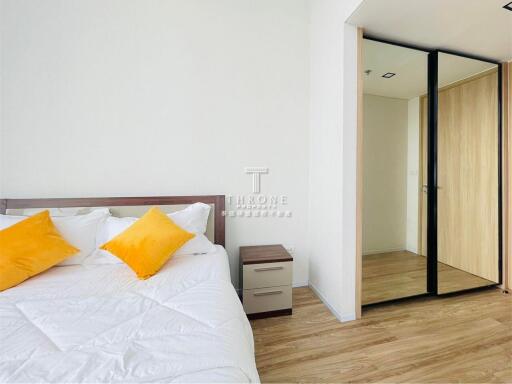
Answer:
243, 285, 292, 314
243, 261, 292, 289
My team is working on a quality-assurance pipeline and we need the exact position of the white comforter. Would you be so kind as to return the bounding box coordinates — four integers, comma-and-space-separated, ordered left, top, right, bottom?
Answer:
0, 246, 260, 383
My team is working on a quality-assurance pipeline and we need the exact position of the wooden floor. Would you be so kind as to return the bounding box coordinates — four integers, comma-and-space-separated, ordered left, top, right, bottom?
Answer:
251, 287, 512, 383
363, 251, 496, 305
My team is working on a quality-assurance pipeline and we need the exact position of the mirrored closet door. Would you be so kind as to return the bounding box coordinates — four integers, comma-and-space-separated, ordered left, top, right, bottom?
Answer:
361, 38, 502, 306
362, 39, 428, 305
435, 53, 501, 294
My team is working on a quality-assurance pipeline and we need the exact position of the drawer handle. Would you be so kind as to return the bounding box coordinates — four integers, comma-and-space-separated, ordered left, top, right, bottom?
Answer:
254, 266, 284, 272
254, 290, 283, 296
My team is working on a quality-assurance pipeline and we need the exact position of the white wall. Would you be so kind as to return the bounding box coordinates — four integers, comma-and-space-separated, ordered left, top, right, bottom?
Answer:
1, 0, 365, 322
406, 97, 420, 253
308, 0, 362, 322
341, 22, 359, 321
362, 94, 408, 254
362, 94, 421, 256
0, 0, 310, 289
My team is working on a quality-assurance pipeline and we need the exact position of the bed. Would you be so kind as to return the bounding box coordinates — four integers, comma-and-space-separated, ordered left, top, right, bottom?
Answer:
0, 196, 260, 383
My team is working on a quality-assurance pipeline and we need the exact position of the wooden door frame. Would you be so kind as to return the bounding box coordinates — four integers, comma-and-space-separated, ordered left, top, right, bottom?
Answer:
355, 27, 363, 319
503, 62, 511, 292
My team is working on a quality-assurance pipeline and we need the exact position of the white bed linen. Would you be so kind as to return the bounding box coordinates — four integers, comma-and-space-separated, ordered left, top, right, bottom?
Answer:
0, 246, 260, 383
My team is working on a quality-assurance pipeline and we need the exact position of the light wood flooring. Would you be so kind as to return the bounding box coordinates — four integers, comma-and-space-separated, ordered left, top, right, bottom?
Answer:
363, 251, 496, 305
251, 287, 512, 383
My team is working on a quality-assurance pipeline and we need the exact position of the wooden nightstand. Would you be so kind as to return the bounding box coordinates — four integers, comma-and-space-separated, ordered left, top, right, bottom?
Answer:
240, 245, 293, 319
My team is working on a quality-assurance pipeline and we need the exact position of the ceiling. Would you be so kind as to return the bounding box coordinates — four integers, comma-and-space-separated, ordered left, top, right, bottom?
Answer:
364, 39, 497, 99
363, 39, 427, 99
349, 0, 512, 63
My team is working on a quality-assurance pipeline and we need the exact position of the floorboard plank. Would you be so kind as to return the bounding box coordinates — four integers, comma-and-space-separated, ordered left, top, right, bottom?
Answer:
251, 287, 512, 383
363, 251, 496, 304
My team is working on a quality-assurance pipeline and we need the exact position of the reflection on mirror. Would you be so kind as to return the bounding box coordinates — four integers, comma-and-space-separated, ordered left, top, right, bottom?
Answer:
436, 53, 500, 294
362, 39, 428, 305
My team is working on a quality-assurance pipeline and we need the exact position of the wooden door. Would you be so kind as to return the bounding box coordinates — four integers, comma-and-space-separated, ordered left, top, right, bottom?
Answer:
437, 70, 499, 284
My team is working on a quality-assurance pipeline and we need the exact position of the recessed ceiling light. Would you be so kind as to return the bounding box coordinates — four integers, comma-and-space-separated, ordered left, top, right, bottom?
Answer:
504, 1, 512, 11
382, 72, 396, 78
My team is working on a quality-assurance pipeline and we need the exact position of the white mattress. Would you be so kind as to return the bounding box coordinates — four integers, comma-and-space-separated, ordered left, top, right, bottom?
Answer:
0, 246, 260, 383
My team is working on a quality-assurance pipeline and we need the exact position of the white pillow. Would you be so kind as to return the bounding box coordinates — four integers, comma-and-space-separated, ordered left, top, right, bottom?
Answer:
87, 203, 215, 265
0, 214, 25, 230
175, 233, 216, 256
94, 203, 211, 247
170, 202, 211, 234
87, 231, 216, 265
0, 209, 110, 265
17, 207, 97, 217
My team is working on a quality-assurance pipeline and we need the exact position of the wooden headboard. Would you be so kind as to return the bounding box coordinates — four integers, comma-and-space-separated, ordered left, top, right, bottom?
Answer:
0, 195, 226, 246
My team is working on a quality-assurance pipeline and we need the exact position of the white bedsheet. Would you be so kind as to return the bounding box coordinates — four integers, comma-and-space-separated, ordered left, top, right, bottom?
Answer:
0, 246, 260, 383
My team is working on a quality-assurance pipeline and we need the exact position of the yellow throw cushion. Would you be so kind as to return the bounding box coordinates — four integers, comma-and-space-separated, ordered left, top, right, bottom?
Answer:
100, 207, 195, 279
0, 210, 79, 291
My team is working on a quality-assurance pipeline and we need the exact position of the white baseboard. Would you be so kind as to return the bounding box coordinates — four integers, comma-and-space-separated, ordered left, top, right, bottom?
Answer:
308, 282, 356, 322
363, 247, 404, 256
363, 248, 423, 256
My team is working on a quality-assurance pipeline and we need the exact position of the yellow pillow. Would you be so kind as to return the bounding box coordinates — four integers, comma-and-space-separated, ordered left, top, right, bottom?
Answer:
0, 210, 79, 291
100, 207, 195, 279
